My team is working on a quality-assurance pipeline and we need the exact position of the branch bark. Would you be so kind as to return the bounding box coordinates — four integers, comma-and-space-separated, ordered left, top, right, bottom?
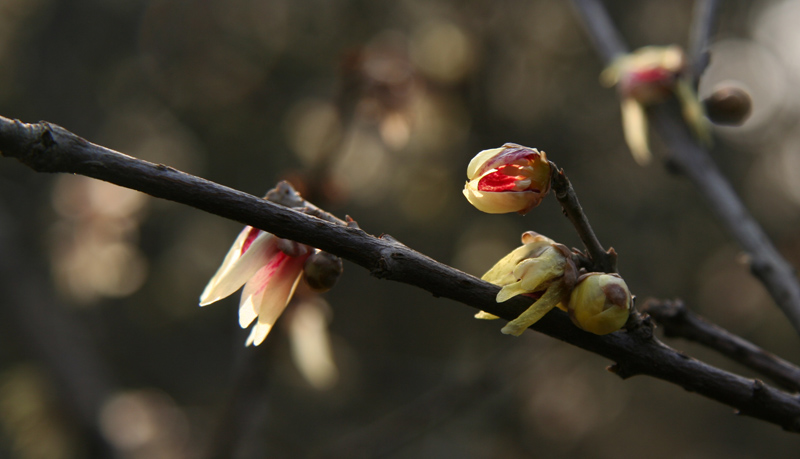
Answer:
571, 0, 800, 336
2, 116, 800, 431
642, 299, 800, 393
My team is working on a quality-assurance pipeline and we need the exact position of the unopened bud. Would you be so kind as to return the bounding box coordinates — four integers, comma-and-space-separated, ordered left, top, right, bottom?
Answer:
567, 273, 632, 335
303, 251, 344, 292
703, 83, 752, 126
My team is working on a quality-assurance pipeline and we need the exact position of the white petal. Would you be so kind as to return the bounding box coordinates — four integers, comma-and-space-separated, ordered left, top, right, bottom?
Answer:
199, 230, 278, 306
240, 252, 308, 345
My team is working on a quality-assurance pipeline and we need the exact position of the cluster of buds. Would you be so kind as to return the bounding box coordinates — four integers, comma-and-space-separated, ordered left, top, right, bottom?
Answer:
463, 143, 551, 215
600, 45, 709, 165
200, 225, 343, 346
477, 232, 633, 336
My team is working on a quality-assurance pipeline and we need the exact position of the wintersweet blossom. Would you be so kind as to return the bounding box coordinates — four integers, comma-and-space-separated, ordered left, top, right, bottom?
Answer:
200, 226, 312, 346
600, 45, 709, 165
463, 143, 551, 215
567, 273, 632, 335
476, 231, 577, 336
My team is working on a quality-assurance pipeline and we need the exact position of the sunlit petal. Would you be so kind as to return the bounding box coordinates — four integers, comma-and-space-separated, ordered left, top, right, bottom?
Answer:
200, 230, 278, 306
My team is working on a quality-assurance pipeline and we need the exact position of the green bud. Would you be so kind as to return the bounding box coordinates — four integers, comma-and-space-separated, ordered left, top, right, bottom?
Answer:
567, 273, 632, 335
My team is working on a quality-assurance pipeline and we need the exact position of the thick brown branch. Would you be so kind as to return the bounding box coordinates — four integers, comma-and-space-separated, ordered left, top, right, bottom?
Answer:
571, 0, 800, 336
642, 299, 800, 393
2, 116, 800, 431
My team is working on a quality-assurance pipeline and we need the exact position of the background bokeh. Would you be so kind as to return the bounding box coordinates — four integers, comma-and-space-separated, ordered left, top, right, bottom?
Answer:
1, 0, 800, 457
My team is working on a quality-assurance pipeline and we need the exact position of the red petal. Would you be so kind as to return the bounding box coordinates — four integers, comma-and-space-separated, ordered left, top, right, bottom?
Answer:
477, 170, 518, 192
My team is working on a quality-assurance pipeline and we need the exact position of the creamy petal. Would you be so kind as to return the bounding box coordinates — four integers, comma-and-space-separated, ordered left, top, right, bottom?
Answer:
620, 98, 651, 166
463, 186, 542, 215
466, 147, 505, 179
496, 281, 528, 303
500, 284, 565, 336
200, 230, 278, 306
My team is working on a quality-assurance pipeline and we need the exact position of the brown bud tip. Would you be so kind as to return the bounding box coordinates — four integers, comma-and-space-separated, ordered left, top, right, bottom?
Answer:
703, 84, 752, 126
303, 251, 344, 292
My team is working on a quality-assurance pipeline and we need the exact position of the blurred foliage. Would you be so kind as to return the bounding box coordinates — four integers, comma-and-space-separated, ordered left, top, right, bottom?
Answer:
2, 0, 800, 457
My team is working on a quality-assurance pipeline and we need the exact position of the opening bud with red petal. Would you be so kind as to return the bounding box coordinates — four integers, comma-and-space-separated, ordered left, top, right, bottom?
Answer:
463, 143, 551, 215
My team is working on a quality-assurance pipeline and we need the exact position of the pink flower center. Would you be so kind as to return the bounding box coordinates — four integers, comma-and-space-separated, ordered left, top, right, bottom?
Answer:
241, 227, 261, 255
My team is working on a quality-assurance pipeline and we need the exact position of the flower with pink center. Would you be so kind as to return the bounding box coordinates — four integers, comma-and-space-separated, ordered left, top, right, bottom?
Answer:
200, 226, 312, 346
463, 143, 551, 215
601, 45, 709, 165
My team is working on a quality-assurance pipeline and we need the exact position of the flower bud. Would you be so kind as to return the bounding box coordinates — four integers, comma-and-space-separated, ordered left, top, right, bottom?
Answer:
477, 231, 578, 336
703, 83, 752, 126
567, 273, 632, 335
463, 144, 551, 215
601, 45, 686, 105
303, 251, 344, 293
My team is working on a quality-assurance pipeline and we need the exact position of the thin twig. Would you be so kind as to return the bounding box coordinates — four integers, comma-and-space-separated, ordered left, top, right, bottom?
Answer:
642, 299, 800, 393
571, 0, 800, 336
2, 117, 800, 431
549, 163, 617, 273
688, 0, 721, 86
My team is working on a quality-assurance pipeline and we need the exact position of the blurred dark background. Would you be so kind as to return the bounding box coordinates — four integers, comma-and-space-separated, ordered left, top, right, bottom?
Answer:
2, 0, 800, 457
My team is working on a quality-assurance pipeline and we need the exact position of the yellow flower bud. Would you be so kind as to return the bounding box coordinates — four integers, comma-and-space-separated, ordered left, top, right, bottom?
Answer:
463, 144, 551, 215
476, 231, 577, 336
567, 273, 632, 335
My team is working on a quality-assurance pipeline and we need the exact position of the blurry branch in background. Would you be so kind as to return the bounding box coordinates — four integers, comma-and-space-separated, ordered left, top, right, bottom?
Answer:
0, 197, 119, 455
3, 117, 800, 432
571, 0, 800, 337
642, 299, 800, 393
687, 0, 721, 86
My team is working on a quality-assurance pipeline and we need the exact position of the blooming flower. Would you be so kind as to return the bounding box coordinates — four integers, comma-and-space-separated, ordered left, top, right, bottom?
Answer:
200, 226, 312, 346
601, 45, 709, 165
463, 143, 551, 215
476, 231, 577, 336
567, 273, 632, 335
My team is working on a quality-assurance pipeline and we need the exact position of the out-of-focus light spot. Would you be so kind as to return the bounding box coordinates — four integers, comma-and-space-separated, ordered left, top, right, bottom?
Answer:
450, 222, 523, 276
0, 366, 75, 459
99, 389, 188, 457
410, 21, 475, 84
379, 111, 411, 150
287, 298, 339, 390
774, 137, 800, 207
395, 166, 454, 223
752, 0, 800, 83
331, 130, 390, 205
50, 176, 149, 305
407, 94, 469, 154
284, 99, 342, 167
698, 39, 790, 136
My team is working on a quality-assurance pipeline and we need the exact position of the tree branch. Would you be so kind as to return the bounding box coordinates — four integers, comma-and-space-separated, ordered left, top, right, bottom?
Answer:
2, 116, 800, 431
571, 0, 800, 336
688, 0, 721, 85
642, 299, 800, 393
550, 164, 617, 273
